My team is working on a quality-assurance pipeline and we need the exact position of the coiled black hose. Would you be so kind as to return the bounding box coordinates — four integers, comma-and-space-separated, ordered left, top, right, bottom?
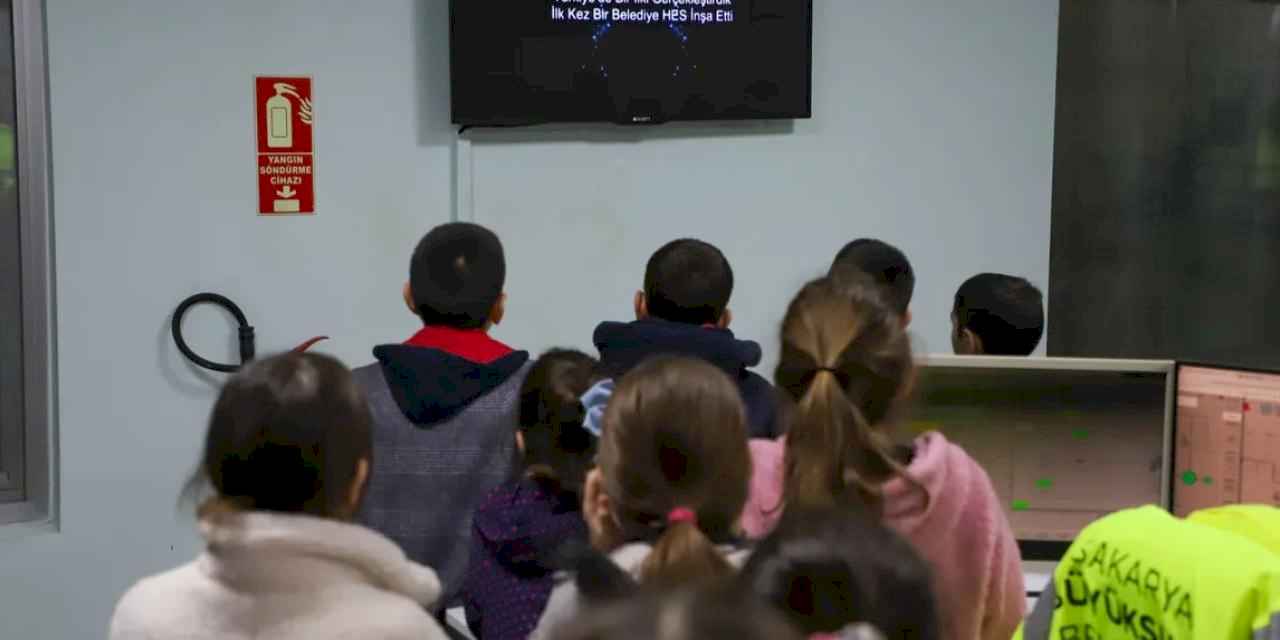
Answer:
171, 293, 255, 373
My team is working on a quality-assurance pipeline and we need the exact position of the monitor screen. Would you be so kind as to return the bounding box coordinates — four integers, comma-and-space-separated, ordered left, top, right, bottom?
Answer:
1173, 363, 1280, 516
450, 0, 813, 126
915, 365, 1167, 558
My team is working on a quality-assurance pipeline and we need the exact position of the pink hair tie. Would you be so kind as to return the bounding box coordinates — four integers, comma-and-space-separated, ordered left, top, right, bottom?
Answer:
666, 507, 697, 526
811, 624, 884, 640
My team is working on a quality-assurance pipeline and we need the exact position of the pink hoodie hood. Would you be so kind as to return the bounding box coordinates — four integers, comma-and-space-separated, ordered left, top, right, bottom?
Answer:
743, 431, 1025, 640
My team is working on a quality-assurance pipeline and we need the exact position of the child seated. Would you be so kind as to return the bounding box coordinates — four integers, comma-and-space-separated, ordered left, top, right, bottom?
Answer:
741, 506, 940, 640
593, 238, 779, 437
1018, 506, 1280, 640
530, 356, 754, 639
742, 273, 1025, 640
830, 238, 916, 327
951, 273, 1045, 356
354, 222, 530, 606
462, 349, 603, 640
109, 353, 447, 640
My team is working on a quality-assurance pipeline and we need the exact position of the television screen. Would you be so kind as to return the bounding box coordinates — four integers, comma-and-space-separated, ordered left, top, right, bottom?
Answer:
450, 0, 813, 126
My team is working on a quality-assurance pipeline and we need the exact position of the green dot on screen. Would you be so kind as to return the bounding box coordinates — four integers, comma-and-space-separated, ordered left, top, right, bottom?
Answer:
1181, 471, 1198, 486
1071, 429, 1090, 440
1036, 478, 1054, 490
1012, 500, 1030, 511
1203, 476, 1214, 486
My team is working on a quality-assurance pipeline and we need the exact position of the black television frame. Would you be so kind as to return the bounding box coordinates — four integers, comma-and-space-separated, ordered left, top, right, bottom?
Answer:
448, 0, 815, 127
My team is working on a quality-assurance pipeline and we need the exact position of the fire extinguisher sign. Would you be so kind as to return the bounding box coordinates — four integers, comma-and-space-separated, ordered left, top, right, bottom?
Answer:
255, 76, 314, 215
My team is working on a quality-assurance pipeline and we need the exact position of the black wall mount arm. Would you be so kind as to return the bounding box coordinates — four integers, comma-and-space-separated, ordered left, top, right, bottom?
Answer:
171, 293, 255, 373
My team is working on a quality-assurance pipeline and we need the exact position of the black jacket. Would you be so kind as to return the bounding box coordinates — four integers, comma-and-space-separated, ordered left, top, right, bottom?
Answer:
593, 319, 780, 438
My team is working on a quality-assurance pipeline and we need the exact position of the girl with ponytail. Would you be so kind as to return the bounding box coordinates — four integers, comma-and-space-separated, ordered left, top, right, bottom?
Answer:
531, 355, 753, 639
741, 273, 1026, 640
463, 349, 605, 640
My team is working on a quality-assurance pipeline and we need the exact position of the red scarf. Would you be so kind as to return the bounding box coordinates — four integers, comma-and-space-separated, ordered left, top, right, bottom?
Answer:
404, 326, 514, 364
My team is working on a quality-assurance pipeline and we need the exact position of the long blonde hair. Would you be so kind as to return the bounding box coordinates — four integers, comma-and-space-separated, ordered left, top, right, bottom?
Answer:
775, 274, 916, 512
596, 356, 751, 586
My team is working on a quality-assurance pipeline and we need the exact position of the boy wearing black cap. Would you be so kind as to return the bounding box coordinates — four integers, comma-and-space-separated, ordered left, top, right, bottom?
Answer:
354, 222, 529, 607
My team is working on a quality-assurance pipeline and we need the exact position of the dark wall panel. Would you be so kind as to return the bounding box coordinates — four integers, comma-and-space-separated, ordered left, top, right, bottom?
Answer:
1050, 0, 1280, 367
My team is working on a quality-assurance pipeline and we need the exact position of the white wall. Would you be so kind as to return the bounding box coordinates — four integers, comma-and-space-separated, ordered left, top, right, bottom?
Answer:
0, 1, 1057, 637
473, 1, 1058, 371
0, 2, 455, 637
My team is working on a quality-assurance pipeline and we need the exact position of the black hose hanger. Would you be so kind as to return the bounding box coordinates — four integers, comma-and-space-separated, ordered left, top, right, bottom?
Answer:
171, 293, 256, 373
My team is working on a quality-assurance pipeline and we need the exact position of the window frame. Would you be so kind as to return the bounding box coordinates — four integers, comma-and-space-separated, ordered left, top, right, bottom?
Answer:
0, 0, 55, 527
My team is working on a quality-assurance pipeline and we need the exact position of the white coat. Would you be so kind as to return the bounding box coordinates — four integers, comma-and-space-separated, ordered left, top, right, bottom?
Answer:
109, 510, 448, 640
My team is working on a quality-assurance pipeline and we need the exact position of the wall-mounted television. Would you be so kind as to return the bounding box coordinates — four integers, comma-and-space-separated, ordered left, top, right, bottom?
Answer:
450, 0, 813, 126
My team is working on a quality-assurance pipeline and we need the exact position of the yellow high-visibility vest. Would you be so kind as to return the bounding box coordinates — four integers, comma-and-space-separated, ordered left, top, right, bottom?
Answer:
1188, 504, 1280, 557
1016, 506, 1280, 640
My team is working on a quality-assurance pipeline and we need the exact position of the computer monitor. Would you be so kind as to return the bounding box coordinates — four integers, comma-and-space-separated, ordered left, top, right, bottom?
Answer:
1173, 363, 1280, 516
914, 356, 1172, 559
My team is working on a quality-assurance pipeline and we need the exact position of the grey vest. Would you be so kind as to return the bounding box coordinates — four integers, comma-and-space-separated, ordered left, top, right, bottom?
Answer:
352, 361, 529, 607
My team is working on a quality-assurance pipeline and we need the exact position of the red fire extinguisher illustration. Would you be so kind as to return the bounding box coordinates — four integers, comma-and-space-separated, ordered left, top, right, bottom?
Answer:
264, 82, 313, 149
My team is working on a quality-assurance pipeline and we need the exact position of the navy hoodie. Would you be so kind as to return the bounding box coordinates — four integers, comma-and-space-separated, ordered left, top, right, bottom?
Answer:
353, 341, 530, 608
593, 319, 780, 438
462, 479, 587, 640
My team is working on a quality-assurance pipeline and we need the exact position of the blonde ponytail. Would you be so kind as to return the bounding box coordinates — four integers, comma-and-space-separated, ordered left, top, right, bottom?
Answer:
776, 275, 918, 514
786, 370, 891, 510
640, 516, 734, 587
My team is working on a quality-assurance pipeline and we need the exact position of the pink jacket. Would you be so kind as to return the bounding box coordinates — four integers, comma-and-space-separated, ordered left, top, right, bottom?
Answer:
742, 432, 1025, 640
